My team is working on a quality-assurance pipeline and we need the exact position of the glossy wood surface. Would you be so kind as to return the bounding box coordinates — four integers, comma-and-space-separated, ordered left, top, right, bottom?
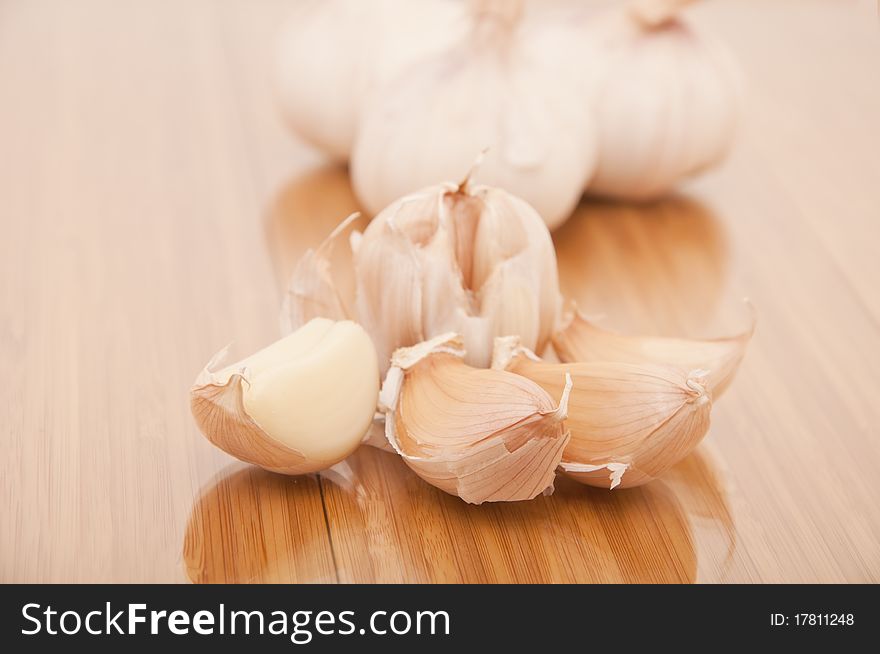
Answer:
2, 0, 879, 583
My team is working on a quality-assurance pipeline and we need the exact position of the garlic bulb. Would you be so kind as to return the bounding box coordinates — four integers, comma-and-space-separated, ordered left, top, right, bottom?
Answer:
351, 0, 597, 229
283, 178, 560, 373
584, 0, 742, 199
493, 337, 711, 489
190, 318, 379, 474
353, 179, 560, 371
380, 333, 571, 504
552, 302, 755, 399
275, 0, 464, 160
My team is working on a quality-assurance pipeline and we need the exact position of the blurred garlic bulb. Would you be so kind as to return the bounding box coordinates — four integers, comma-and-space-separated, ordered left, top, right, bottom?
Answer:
275, 0, 464, 160
352, 178, 560, 371
584, 0, 742, 199
351, 0, 596, 229
191, 319, 379, 474
493, 336, 712, 489
553, 301, 755, 399
380, 333, 571, 504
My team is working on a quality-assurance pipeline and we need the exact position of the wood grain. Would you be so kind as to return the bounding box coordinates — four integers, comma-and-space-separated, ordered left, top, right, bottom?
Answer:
1, 0, 878, 583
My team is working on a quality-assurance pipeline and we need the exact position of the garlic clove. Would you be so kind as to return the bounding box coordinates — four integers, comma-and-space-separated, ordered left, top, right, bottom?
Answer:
190, 318, 380, 474
492, 336, 711, 489
552, 301, 755, 399
419, 220, 474, 342
381, 333, 571, 504
471, 187, 561, 351
477, 254, 542, 363
282, 213, 358, 335
353, 219, 425, 372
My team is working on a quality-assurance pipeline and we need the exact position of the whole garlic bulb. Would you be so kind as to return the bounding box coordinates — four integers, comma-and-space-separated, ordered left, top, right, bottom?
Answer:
352, 179, 560, 372
275, 0, 464, 160
351, 0, 596, 230
584, 0, 742, 199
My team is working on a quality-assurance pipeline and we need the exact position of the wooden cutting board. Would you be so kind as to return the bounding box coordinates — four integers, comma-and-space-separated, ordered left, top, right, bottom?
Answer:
1, 0, 878, 583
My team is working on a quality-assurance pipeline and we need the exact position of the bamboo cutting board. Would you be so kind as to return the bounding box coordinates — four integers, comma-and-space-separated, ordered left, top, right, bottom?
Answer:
1, 0, 879, 583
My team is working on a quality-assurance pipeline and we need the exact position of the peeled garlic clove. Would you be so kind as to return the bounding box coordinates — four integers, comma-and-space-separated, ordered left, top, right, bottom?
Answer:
381, 333, 571, 504
190, 318, 379, 474
350, 0, 597, 230
552, 302, 755, 399
584, 0, 742, 199
275, 0, 464, 160
492, 337, 711, 489
353, 180, 559, 371
282, 213, 359, 335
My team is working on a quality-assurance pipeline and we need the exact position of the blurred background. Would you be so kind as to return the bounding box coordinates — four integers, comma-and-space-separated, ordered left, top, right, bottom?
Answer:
1, 0, 879, 583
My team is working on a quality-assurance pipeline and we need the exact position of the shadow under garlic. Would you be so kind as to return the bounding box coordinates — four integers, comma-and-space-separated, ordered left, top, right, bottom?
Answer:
182, 445, 736, 583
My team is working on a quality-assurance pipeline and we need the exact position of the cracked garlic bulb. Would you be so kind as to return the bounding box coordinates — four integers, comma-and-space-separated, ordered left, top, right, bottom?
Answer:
283, 177, 560, 373
351, 0, 596, 230
584, 0, 742, 198
275, 0, 464, 160
352, 179, 560, 372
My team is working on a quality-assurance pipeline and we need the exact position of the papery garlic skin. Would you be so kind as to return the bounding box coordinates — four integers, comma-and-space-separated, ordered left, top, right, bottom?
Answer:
493, 337, 711, 489
275, 0, 464, 160
584, 4, 742, 199
190, 318, 379, 474
381, 333, 571, 504
282, 213, 359, 334
552, 303, 754, 399
352, 182, 560, 372
350, 1, 596, 229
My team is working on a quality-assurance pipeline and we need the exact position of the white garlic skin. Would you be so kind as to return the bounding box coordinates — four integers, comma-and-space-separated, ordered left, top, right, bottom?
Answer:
350, 11, 596, 230
353, 182, 560, 371
275, 0, 465, 160
585, 13, 742, 199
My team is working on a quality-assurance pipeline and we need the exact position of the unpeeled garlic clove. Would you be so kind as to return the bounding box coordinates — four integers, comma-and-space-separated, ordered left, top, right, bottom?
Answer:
492, 336, 711, 489
552, 302, 755, 399
190, 318, 379, 474
380, 333, 571, 504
